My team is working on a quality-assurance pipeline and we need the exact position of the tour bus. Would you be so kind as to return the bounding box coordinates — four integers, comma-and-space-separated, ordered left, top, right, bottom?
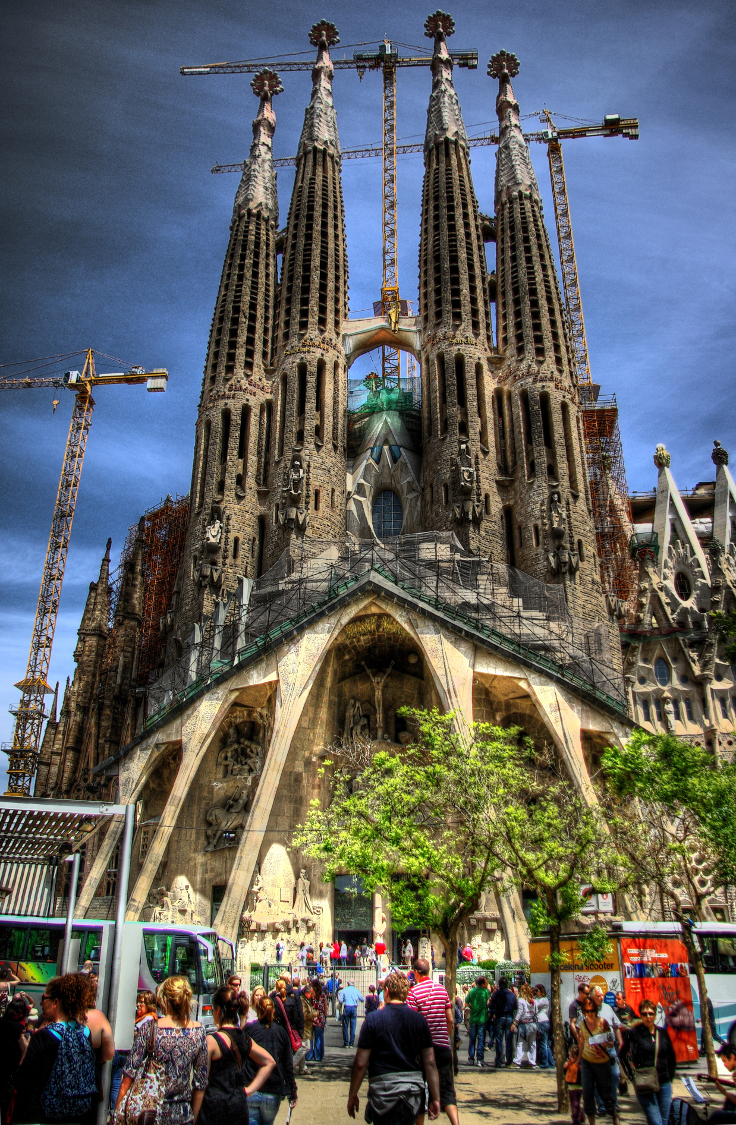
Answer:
530, 921, 736, 1062
0, 915, 231, 1024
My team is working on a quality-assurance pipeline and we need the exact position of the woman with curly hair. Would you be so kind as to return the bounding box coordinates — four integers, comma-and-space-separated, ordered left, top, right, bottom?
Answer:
13, 973, 97, 1125
116, 976, 207, 1125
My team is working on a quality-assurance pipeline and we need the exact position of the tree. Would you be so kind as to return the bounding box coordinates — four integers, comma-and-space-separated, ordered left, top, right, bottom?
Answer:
293, 708, 629, 1111
602, 729, 736, 1077
293, 709, 520, 1012
710, 609, 736, 663
478, 748, 631, 1112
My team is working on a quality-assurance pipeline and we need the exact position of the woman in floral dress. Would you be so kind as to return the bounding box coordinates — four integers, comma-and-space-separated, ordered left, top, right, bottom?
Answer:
116, 976, 208, 1125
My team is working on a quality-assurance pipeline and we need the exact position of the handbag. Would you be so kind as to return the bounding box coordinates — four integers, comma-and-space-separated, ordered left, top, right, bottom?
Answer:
276, 996, 303, 1053
113, 1020, 167, 1125
634, 1030, 660, 1094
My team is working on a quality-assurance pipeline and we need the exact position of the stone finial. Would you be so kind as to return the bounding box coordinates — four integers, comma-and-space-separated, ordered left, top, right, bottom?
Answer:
423, 9, 468, 151
712, 439, 729, 467
297, 22, 341, 158
653, 443, 671, 469
489, 48, 541, 204
234, 68, 282, 220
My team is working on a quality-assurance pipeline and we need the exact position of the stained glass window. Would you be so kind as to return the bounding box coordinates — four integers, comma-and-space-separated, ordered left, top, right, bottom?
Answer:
372, 489, 403, 538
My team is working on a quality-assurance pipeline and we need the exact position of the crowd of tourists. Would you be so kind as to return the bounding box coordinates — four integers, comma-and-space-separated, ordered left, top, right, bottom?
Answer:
1, 960, 733, 1125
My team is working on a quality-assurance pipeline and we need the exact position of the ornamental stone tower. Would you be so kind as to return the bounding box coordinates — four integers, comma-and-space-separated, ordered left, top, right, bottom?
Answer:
418, 12, 504, 558
172, 70, 283, 639
263, 21, 349, 569
489, 51, 605, 624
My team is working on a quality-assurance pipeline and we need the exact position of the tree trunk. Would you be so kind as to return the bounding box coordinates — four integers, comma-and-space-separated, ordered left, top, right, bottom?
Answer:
680, 918, 716, 1077
549, 921, 570, 1113
440, 928, 460, 1076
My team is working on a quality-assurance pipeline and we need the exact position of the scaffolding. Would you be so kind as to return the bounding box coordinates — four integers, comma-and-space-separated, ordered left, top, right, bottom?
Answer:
110, 495, 189, 685
580, 392, 637, 604
144, 533, 626, 729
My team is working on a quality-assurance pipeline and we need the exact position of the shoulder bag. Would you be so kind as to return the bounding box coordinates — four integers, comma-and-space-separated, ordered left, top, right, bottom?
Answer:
113, 1020, 167, 1125
275, 996, 303, 1053
633, 1029, 660, 1094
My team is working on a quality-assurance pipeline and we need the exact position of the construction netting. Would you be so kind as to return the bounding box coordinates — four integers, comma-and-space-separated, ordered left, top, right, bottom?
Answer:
145, 532, 625, 726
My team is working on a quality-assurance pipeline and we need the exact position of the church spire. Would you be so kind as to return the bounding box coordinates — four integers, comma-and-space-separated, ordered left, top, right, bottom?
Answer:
233, 69, 282, 221
424, 10, 467, 150
490, 51, 541, 203
297, 20, 341, 157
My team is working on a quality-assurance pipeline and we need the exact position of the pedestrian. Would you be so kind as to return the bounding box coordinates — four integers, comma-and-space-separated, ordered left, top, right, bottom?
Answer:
610, 990, 636, 1094
296, 982, 316, 1074
365, 985, 380, 1015
347, 971, 441, 1125
704, 996, 727, 1052
0, 995, 30, 1123
464, 976, 491, 1067
111, 988, 155, 1110
272, 978, 305, 1070
0, 965, 20, 1014
340, 940, 348, 966
116, 976, 207, 1125
199, 985, 275, 1125
569, 981, 590, 1038
574, 994, 620, 1125
13, 973, 98, 1125
298, 943, 307, 971
407, 958, 458, 1125
513, 983, 538, 1067
226, 973, 247, 1006
564, 1039, 583, 1125
275, 938, 285, 964
533, 984, 555, 1069
306, 980, 327, 1063
619, 998, 676, 1125
489, 977, 517, 1067
589, 985, 621, 1105
462, 943, 473, 964
246, 995, 298, 1125
339, 980, 365, 1048
403, 939, 414, 967
247, 987, 266, 1025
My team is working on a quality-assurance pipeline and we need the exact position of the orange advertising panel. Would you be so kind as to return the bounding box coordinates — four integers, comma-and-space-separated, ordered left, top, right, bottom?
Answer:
530, 938, 620, 977
621, 936, 698, 1064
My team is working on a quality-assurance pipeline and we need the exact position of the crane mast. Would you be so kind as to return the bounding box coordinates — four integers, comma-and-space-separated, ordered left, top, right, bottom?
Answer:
2, 349, 168, 795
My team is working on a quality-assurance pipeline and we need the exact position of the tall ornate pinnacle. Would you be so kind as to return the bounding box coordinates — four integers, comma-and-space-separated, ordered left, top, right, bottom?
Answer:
424, 10, 467, 150
233, 68, 283, 220
488, 50, 541, 203
298, 21, 341, 158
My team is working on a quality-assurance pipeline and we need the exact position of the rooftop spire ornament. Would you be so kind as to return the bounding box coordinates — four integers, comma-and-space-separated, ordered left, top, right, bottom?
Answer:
309, 20, 340, 48
487, 49, 520, 79
424, 10, 455, 40
250, 68, 284, 99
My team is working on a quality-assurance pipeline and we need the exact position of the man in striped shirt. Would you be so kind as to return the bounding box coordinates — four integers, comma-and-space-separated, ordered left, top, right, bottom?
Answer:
406, 958, 458, 1125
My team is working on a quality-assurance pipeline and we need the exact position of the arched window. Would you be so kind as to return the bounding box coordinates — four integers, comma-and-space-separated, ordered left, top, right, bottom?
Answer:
654, 657, 671, 686
372, 489, 403, 539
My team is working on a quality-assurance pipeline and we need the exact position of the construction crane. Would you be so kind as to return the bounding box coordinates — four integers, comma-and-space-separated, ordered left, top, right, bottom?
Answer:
182, 38, 478, 393
1, 349, 168, 795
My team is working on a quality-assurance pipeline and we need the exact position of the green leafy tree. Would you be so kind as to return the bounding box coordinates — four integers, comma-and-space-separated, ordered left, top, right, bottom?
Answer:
710, 610, 736, 663
602, 729, 736, 1076
293, 709, 521, 1011
294, 708, 630, 1112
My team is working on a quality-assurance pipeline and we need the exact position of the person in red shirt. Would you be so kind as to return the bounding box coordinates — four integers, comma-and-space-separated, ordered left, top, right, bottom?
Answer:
406, 958, 458, 1125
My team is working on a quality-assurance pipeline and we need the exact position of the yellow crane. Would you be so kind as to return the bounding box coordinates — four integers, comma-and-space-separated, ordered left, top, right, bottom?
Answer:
1, 349, 168, 795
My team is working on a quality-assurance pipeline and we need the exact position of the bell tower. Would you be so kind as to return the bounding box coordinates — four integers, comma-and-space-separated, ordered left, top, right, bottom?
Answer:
418, 11, 504, 558
173, 69, 282, 638
490, 51, 605, 623
263, 21, 349, 569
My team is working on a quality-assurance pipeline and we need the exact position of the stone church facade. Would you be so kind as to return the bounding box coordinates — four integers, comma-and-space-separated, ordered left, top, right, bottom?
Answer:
34, 15, 736, 964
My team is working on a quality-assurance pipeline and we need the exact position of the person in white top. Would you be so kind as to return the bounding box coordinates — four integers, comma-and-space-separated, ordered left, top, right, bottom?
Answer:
533, 984, 554, 1068
340, 941, 348, 965
513, 984, 538, 1067
403, 940, 414, 966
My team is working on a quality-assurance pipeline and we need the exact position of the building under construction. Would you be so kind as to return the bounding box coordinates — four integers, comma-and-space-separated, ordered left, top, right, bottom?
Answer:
27, 14, 736, 957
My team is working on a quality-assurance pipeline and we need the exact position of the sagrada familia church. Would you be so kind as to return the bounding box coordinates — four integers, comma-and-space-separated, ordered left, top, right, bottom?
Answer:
33, 15, 736, 964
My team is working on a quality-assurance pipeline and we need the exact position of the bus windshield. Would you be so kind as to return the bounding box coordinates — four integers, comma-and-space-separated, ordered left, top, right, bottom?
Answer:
142, 929, 224, 994
198, 932, 224, 994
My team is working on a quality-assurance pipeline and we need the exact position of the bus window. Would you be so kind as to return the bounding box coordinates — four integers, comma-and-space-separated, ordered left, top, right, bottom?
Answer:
27, 928, 62, 964
144, 932, 172, 985
172, 937, 199, 989
0, 925, 27, 963
718, 939, 736, 973
198, 934, 224, 995
72, 929, 102, 969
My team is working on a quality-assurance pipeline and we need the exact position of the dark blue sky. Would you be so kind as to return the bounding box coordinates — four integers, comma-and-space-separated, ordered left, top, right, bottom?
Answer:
1, 0, 735, 787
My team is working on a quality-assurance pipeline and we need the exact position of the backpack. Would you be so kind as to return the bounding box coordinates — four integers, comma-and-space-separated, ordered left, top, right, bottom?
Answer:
669, 1098, 702, 1125
41, 1021, 97, 1121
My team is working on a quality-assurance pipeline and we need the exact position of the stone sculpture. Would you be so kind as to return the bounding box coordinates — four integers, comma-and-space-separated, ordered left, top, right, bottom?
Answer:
362, 661, 394, 741
344, 698, 370, 742
205, 785, 250, 850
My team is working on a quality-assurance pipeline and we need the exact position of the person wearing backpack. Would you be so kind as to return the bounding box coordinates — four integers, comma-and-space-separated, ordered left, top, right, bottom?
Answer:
13, 973, 98, 1125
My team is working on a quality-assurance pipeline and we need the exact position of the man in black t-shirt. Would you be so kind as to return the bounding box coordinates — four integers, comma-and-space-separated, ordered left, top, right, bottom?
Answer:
348, 972, 440, 1125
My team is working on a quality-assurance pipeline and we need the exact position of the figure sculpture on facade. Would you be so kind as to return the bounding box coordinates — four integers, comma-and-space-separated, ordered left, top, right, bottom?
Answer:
344, 698, 370, 743
205, 784, 250, 850
218, 722, 265, 778
362, 661, 394, 741
150, 885, 173, 923
205, 504, 224, 550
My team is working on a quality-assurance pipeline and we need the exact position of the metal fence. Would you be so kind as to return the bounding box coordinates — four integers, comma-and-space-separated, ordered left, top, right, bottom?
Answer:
145, 532, 626, 727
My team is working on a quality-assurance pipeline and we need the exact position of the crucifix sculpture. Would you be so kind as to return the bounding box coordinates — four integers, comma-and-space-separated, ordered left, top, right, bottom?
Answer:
362, 660, 394, 741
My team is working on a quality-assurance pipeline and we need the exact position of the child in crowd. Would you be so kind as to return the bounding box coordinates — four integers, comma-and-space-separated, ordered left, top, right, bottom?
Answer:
564, 1040, 583, 1125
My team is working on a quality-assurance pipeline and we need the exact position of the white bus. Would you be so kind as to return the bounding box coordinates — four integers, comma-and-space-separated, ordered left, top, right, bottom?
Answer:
0, 915, 231, 1024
